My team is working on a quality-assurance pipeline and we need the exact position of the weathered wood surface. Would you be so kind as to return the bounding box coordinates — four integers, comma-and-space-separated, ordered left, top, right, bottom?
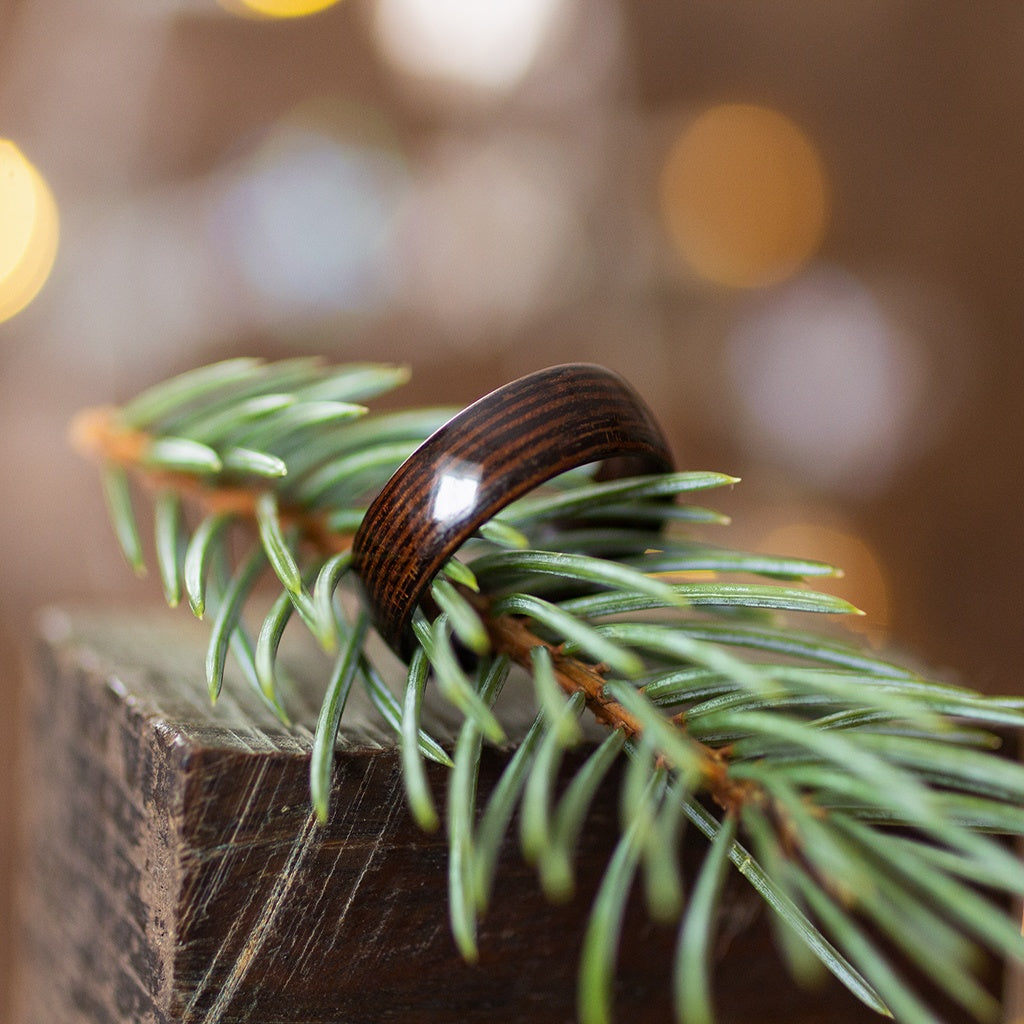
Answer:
16, 605, 988, 1023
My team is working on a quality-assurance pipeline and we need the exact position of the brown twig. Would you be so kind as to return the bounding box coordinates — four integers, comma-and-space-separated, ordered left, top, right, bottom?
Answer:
484, 602, 756, 815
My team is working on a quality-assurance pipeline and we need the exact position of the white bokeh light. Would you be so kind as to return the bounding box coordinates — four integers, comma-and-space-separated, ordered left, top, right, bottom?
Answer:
395, 133, 590, 342
373, 0, 568, 92
726, 266, 928, 496
213, 124, 408, 322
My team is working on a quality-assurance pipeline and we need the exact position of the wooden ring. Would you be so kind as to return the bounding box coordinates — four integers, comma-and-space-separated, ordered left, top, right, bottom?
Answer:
352, 363, 675, 657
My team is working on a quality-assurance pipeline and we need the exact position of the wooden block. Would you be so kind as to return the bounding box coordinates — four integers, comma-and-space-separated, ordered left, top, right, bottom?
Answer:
16, 606, 976, 1023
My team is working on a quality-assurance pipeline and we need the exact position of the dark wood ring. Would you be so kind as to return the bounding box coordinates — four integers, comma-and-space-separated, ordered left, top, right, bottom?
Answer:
352, 363, 675, 658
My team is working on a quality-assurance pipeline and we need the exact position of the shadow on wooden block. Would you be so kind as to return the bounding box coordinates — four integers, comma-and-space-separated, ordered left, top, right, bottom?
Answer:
16, 605, 991, 1023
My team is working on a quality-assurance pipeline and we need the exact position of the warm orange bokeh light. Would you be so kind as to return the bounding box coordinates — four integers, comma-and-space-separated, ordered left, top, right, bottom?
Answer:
0, 140, 59, 323
218, 0, 342, 18
659, 103, 829, 288
759, 520, 890, 642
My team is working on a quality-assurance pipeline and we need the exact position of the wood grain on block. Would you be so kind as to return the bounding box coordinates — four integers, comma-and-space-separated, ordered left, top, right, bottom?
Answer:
17, 606, 910, 1023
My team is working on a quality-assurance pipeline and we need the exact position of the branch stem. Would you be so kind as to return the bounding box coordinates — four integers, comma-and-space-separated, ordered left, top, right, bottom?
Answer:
484, 604, 753, 815
71, 405, 353, 554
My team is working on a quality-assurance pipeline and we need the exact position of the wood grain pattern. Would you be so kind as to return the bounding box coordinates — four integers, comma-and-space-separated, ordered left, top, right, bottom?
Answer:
17, 606, 970, 1023
352, 364, 675, 657
17, 607, 679, 1024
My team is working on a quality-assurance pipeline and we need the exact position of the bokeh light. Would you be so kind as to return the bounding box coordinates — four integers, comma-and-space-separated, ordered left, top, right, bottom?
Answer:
212, 109, 408, 323
758, 518, 890, 642
725, 266, 927, 496
0, 140, 59, 324
373, 0, 568, 92
395, 133, 589, 341
218, 0, 343, 19
658, 103, 828, 288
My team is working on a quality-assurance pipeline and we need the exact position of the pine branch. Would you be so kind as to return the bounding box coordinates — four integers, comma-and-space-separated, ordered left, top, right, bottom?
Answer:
72, 404, 356, 557
74, 357, 1024, 1024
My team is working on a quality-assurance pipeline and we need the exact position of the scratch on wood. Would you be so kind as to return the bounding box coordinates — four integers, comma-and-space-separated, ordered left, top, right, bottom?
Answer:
282, 763, 406, 987
182, 788, 321, 1022
335, 771, 407, 958
181, 757, 272, 933
335, 768, 404, 929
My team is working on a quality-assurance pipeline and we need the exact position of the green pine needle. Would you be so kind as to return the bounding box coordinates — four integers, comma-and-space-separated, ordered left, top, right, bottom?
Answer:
520, 690, 586, 864
539, 728, 626, 902
362, 654, 451, 767
413, 616, 506, 744
477, 517, 531, 549
430, 578, 490, 655
447, 657, 509, 962
312, 551, 353, 647
503, 471, 740, 525
578, 770, 662, 1024
255, 586, 296, 704
531, 646, 584, 747
472, 711, 547, 912
206, 545, 266, 702
184, 512, 234, 619
256, 491, 304, 596
439, 556, 480, 592
221, 446, 288, 478
311, 611, 369, 824
119, 356, 265, 428
101, 465, 146, 576
674, 812, 736, 1024
143, 436, 222, 474
153, 490, 183, 605
472, 548, 689, 611
641, 768, 691, 924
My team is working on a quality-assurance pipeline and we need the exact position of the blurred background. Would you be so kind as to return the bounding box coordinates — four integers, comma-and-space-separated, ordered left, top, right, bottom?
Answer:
2, 0, 1023, 1015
